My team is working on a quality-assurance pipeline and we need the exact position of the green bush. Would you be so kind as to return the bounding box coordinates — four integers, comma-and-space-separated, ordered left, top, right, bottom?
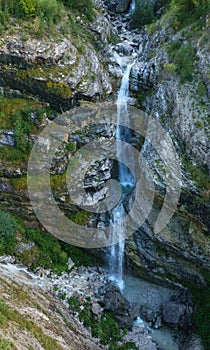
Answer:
36, 0, 61, 24
23, 229, 68, 271
192, 289, 210, 349
62, 0, 95, 21
19, 228, 99, 271
131, 0, 155, 28
0, 211, 17, 255
0, 336, 15, 350
0, 0, 36, 18
170, 0, 210, 27
68, 297, 124, 347
167, 41, 196, 83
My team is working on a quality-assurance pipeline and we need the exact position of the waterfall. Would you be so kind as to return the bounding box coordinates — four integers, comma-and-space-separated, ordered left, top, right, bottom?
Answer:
109, 62, 135, 291
116, 62, 135, 187
127, 0, 136, 15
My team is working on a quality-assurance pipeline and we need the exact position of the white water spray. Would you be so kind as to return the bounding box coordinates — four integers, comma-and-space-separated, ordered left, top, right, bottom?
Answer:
109, 61, 135, 291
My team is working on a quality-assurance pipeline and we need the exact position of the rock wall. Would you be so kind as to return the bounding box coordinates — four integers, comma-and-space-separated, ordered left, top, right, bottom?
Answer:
0, 8, 113, 112
101, 2, 210, 287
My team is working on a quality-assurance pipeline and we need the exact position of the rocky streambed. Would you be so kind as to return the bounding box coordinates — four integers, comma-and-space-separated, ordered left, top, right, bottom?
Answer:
0, 257, 204, 349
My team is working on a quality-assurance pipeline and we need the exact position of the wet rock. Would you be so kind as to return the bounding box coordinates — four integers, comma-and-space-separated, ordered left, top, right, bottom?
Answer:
16, 241, 35, 254
0, 130, 15, 147
0, 255, 15, 264
162, 301, 191, 328
140, 305, 161, 328
105, 0, 131, 13
103, 285, 133, 329
68, 258, 75, 270
185, 334, 204, 350
91, 302, 102, 316
123, 323, 159, 350
116, 42, 134, 55
129, 302, 141, 320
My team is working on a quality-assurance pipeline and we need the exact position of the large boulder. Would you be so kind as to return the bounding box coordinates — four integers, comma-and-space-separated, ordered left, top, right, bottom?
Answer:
105, 0, 131, 13
162, 301, 191, 328
103, 285, 133, 329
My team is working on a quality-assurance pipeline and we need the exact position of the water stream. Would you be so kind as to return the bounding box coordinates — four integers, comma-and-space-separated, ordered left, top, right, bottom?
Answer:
108, 61, 135, 290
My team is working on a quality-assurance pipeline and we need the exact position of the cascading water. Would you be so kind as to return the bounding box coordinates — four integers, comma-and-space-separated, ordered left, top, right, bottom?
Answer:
109, 61, 135, 291
116, 62, 135, 187
127, 0, 136, 15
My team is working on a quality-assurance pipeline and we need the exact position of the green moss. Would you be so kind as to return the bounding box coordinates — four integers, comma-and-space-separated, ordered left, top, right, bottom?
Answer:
68, 297, 126, 348
69, 210, 91, 225
183, 157, 210, 192
0, 337, 16, 350
46, 81, 72, 99
10, 176, 27, 191
66, 142, 75, 152
194, 120, 203, 129
0, 211, 17, 255
137, 89, 154, 106
68, 296, 80, 312
50, 173, 67, 192
0, 96, 54, 161
167, 41, 196, 83
177, 269, 210, 350
163, 62, 176, 74
196, 82, 208, 97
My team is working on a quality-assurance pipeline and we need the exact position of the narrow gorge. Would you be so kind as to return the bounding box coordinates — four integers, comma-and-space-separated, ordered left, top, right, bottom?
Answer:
0, 0, 209, 349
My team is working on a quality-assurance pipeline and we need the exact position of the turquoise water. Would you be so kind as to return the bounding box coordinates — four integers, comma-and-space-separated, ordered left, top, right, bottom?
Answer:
123, 273, 180, 350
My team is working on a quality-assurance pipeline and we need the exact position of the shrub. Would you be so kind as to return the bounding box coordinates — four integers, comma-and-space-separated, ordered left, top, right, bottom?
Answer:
0, 336, 15, 350
36, 0, 61, 24
0, 211, 17, 255
170, 0, 210, 28
131, 0, 155, 28
167, 41, 196, 83
62, 0, 95, 21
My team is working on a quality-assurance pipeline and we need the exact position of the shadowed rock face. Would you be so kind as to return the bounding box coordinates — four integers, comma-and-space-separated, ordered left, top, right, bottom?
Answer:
0, 11, 113, 112
104, 0, 131, 13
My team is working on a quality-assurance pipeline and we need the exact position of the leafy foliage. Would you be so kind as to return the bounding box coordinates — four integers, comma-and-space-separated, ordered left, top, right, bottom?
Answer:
68, 297, 127, 348
170, 0, 210, 28
0, 211, 17, 255
0, 97, 53, 161
62, 0, 95, 20
18, 227, 99, 272
192, 287, 210, 349
0, 337, 15, 350
0, 0, 95, 21
131, 0, 155, 28
167, 40, 196, 83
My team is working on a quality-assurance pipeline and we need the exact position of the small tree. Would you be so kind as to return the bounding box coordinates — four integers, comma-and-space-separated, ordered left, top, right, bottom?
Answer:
131, 0, 155, 28
0, 211, 17, 255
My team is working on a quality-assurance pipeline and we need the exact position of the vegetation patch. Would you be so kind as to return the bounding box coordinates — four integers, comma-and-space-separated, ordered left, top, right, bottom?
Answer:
0, 96, 54, 161
169, 0, 210, 30
67, 297, 133, 349
130, 0, 156, 28
0, 337, 16, 350
167, 40, 196, 83
0, 0, 95, 37
0, 298, 63, 350
0, 211, 17, 255
182, 156, 210, 192
183, 270, 210, 350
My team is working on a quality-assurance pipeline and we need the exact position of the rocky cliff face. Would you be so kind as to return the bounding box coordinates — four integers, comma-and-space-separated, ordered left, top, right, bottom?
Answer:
102, 2, 210, 288
0, 5, 113, 112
